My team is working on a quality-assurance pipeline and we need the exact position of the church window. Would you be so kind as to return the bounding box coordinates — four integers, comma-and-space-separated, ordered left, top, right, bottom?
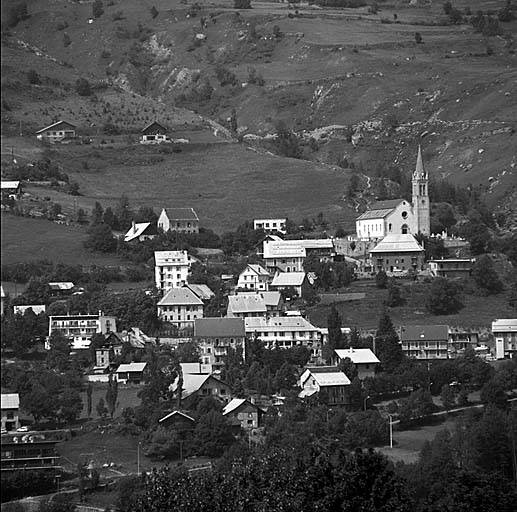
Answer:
401, 211, 408, 219
401, 224, 409, 234
388, 223, 392, 232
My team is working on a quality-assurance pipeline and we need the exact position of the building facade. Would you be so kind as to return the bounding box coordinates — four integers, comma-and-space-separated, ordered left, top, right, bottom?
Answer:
157, 208, 199, 234
154, 250, 192, 291
299, 367, 351, 406
493, 319, 517, 359
370, 234, 425, 273
35, 121, 76, 143
1, 433, 61, 472
157, 287, 204, 329
1, 394, 20, 432
236, 264, 270, 291
333, 348, 380, 379
253, 218, 287, 234
428, 258, 474, 278
400, 324, 449, 360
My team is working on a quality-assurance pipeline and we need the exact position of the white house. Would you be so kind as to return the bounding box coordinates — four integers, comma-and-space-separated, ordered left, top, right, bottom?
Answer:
154, 250, 192, 291
1, 181, 21, 199
333, 347, 380, 379
356, 146, 430, 240
157, 208, 199, 234
157, 287, 204, 329
1, 393, 20, 432
13, 304, 46, 315
124, 221, 158, 243
299, 367, 351, 405
493, 319, 517, 359
35, 121, 76, 143
253, 218, 287, 234
236, 264, 270, 291
399, 324, 449, 360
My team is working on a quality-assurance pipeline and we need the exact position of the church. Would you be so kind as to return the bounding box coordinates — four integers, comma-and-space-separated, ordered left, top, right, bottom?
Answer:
355, 146, 430, 241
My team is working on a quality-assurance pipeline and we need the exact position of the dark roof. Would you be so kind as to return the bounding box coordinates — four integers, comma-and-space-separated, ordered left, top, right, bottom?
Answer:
369, 199, 405, 211
141, 121, 167, 134
35, 120, 76, 134
163, 208, 199, 221
399, 325, 449, 342
194, 318, 246, 338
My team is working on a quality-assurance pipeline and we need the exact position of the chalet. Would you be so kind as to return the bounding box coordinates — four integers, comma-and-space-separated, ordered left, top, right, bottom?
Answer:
124, 221, 158, 243
140, 121, 169, 144
222, 398, 263, 430
299, 367, 351, 406
1, 181, 22, 199
333, 348, 380, 379
400, 324, 449, 360
493, 319, 517, 359
170, 373, 232, 405
236, 264, 270, 291
270, 271, 309, 298
253, 218, 287, 235
1, 393, 20, 432
370, 234, 425, 274
158, 411, 196, 432
194, 317, 246, 367
157, 208, 199, 234
157, 287, 204, 329
115, 362, 148, 384
35, 121, 76, 143
428, 258, 474, 279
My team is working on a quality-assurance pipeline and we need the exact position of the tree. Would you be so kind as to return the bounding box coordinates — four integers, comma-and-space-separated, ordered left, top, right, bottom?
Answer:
46, 333, 71, 372
102, 207, 117, 228
443, 1, 452, 14
191, 410, 235, 457
375, 270, 388, 289
375, 309, 403, 371
386, 279, 404, 307
92, 0, 104, 18
174, 342, 200, 363
480, 379, 507, 409
75, 78, 91, 97
425, 278, 463, 315
115, 195, 133, 231
323, 306, 344, 363
415, 32, 423, 44
58, 388, 83, 423
471, 255, 503, 295
440, 384, 455, 411
96, 397, 108, 418
27, 69, 41, 85
91, 202, 104, 226
84, 224, 117, 253
106, 373, 118, 418
86, 382, 93, 418
234, 0, 251, 8
150, 6, 159, 19
273, 121, 302, 159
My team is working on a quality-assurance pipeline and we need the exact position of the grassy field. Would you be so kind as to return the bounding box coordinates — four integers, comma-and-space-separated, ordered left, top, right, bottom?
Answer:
0, 214, 123, 266
80, 384, 142, 420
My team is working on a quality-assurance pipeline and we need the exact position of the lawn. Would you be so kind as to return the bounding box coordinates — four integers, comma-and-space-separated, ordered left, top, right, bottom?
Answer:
80, 384, 142, 420
0, 214, 124, 266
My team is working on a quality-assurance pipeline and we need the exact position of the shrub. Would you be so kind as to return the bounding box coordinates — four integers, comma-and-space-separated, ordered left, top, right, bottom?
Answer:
75, 78, 91, 96
92, 0, 104, 19
150, 6, 159, 19
415, 32, 423, 44
63, 33, 71, 47
234, 0, 251, 8
27, 69, 41, 85
6, 2, 29, 28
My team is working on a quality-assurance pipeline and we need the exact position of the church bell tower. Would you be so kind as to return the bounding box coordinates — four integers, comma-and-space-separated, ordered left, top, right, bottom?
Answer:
412, 145, 430, 236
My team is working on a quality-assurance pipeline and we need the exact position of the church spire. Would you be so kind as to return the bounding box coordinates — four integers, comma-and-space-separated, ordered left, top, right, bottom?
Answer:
413, 145, 426, 178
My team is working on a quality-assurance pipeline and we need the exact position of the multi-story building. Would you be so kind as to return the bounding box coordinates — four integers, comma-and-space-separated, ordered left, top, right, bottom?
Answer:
222, 398, 263, 429
428, 258, 474, 279
236, 264, 270, 291
1, 394, 20, 432
227, 291, 283, 319
493, 319, 517, 359
399, 324, 449, 360
1, 432, 61, 472
299, 367, 351, 406
157, 208, 199, 234
47, 313, 117, 350
157, 287, 204, 329
333, 348, 380, 380
370, 233, 425, 273
154, 250, 192, 291
194, 318, 246, 367
448, 326, 479, 357
253, 218, 287, 234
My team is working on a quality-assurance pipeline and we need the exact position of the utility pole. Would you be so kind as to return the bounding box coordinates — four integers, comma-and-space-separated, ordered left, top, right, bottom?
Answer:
137, 442, 140, 475
388, 414, 393, 449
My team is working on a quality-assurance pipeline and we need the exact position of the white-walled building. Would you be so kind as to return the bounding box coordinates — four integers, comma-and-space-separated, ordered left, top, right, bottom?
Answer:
157, 287, 204, 329
1, 393, 20, 432
299, 367, 351, 405
270, 271, 308, 297
493, 319, 517, 359
237, 264, 270, 291
333, 348, 380, 380
227, 291, 283, 319
254, 218, 287, 234
154, 250, 192, 291
157, 208, 199, 234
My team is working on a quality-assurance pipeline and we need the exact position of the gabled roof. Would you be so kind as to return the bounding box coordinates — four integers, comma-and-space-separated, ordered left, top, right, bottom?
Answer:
271, 272, 306, 287
159, 410, 196, 424
245, 316, 319, 332
356, 199, 405, 221
35, 120, 76, 134
124, 222, 158, 242
370, 234, 424, 254
334, 348, 380, 365
142, 121, 167, 134
300, 367, 351, 387
194, 317, 246, 337
399, 325, 449, 342
1, 181, 21, 189
116, 362, 148, 373
260, 291, 282, 307
222, 398, 260, 416
48, 282, 74, 290
180, 362, 213, 375
162, 208, 199, 221
185, 284, 215, 301
158, 287, 204, 307
126, 328, 154, 348
246, 264, 270, 277
171, 373, 229, 399
263, 241, 306, 259
228, 294, 267, 314
1, 393, 20, 409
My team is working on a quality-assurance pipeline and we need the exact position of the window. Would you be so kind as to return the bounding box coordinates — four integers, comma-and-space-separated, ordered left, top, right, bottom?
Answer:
402, 211, 408, 219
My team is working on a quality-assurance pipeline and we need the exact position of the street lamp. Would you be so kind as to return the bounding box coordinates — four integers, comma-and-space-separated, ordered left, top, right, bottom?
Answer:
388, 414, 393, 449
363, 395, 370, 411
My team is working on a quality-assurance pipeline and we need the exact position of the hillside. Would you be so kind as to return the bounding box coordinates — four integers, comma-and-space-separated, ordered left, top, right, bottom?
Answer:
1, 0, 516, 237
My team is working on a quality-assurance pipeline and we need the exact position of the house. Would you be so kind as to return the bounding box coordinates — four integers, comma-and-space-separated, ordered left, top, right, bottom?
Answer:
157, 287, 204, 329
116, 362, 148, 384
256, 234, 283, 257
13, 304, 46, 315
299, 367, 351, 406
356, 146, 430, 240
154, 250, 192, 291
140, 121, 169, 144
170, 373, 232, 405
493, 319, 517, 359
185, 283, 215, 302
158, 410, 196, 431
222, 398, 263, 430
448, 326, 479, 357
194, 318, 246, 367
48, 313, 117, 350
1, 393, 20, 432
0, 432, 61, 472
48, 282, 75, 297
124, 221, 158, 243
157, 208, 199, 234
400, 324, 449, 360
253, 218, 287, 235
1, 181, 22, 199
333, 348, 380, 379
95, 327, 154, 367
35, 121, 76, 143
180, 362, 214, 375
236, 264, 270, 291
370, 233, 425, 273
270, 271, 309, 298
244, 316, 321, 359
428, 258, 474, 278
227, 291, 283, 318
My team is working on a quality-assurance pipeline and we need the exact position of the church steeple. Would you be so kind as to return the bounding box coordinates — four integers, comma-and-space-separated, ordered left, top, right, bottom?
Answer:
412, 145, 430, 236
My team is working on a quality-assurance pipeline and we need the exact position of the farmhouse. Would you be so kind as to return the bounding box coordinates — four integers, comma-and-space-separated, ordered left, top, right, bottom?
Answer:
157, 208, 199, 234
1, 181, 22, 199
124, 221, 158, 243
222, 398, 263, 430
299, 367, 351, 406
154, 250, 192, 291
237, 264, 270, 291
253, 218, 287, 234
140, 121, 169, 144
35, 121, 76, 143
333, 347, 380, 379
493, 318, 517, 359
1, 393, 20, 432
356, 146, 430, 240
370, 233, 425, 273
157, 287, 204, 329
